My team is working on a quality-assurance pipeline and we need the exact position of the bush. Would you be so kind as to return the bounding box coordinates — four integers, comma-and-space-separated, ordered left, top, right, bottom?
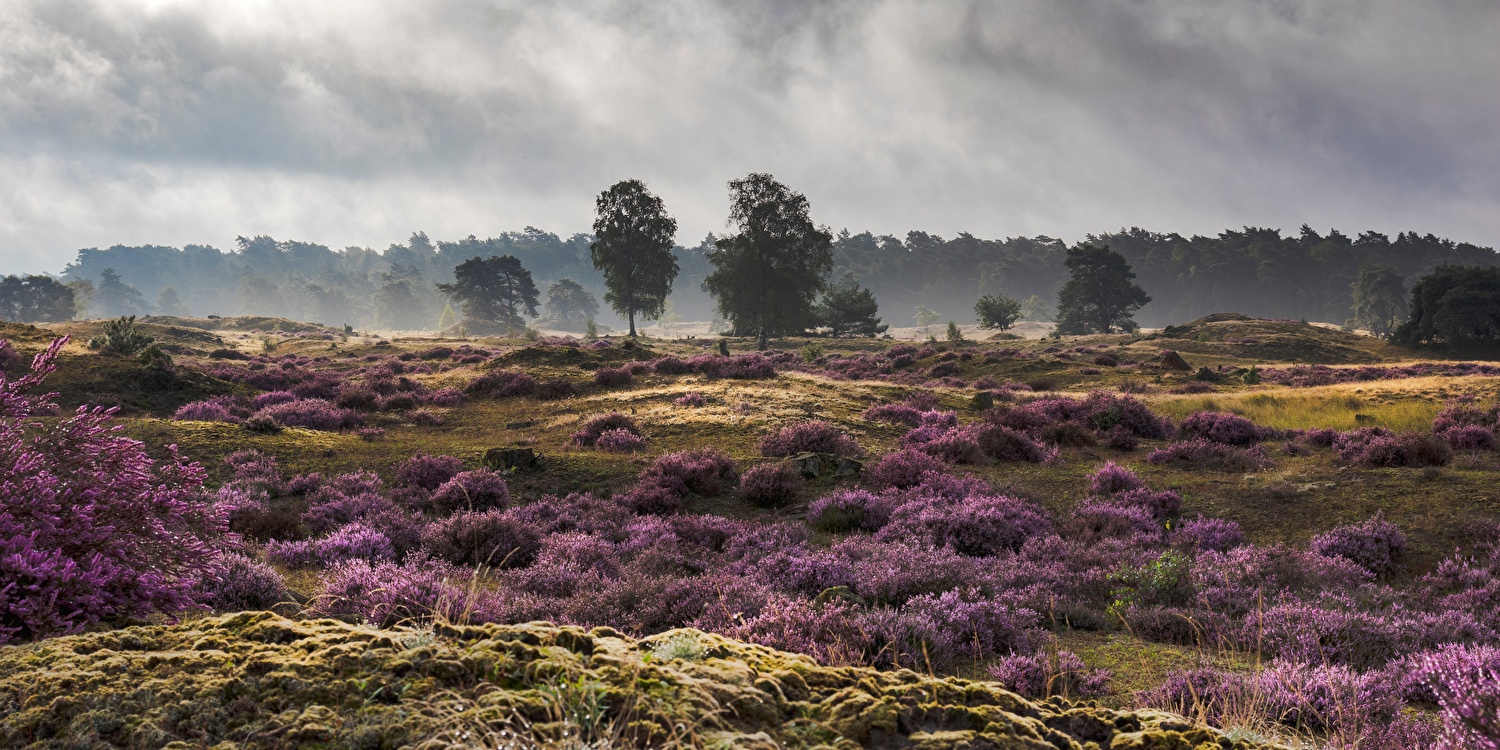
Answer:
334, 386, 380, 411
674, 391, 708, 407
875, 494, 1052, 557
975, 424, 1054, 463
252, 390, 299, 410
1177, 411, 1272, 446
197, 553, 288, 613
1174, 516, 1246, 553
739, 463, 805, 508
87, 316, 154, 355
1335, 428, 1451, 468
570, 412, 641, 446
1088, 461, 1143, 495
253, 399, 365, 431
241, 413, 283, 434
1146, 437, 1274, 471
395, 453, 465, 491
0, 338, 226, 643
428, 469, 511, 514
314, 554, 494, 627
807, 489, 896, 533
988, 649, 1111, 699
593, 366, 634, 387
1442, 424, 1497, 451
465, 369, 536, 398
266, 523, 395, 568
1312, 514, 1407, 577
865, 449, 946, 489
595, 427, 648, 453
758, 420, 860, 457
173, 398, 241, 423
420, 510, 541, 568
637, 448, 739, 499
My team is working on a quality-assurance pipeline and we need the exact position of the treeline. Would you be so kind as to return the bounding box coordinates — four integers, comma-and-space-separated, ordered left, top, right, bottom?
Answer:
4, 210, 1495, 331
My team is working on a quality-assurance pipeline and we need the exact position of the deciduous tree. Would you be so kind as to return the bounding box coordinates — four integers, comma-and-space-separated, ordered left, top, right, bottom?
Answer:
975, 294, 1022, 330
590, 180, 678, 337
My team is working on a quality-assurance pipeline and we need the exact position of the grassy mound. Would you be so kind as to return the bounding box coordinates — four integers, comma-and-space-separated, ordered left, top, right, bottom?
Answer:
0, 613, 1272, 749
1146, 314, 1399, 364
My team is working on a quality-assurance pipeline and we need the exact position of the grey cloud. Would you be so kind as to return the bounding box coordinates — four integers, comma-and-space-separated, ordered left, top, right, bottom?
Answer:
0, 0, 1496, 274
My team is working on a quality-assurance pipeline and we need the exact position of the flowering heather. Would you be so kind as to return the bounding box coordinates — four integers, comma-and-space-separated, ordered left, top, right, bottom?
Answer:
862, 402, 925, 426
758, 420, 860, 457
0, 338, 226, 643
1174, 516, 1246, 553
1312, 514, 1407, 577
1065, 499, 1163, 542
637, 448, 739, 497
253, 398, 364, 431
988, 649, 1111, 699
596, 427, 647, 453
302, 491, 399, 535
173, 398, 241, 423
807, 489, 897, 532
357, 426, 386, 441
674, 391, 707, 407
1147, 437, 1274, 470
422, 388, 467, 407
593, 366, 633, 387
1263, 361, 1500, 388
1334, 428, 1451, 468
865, 448, 946, 489
420, 510, 542, 568
1178, 410, 1273, 446
465, 368, 537, 398
334, 386, 380, 411
653, 355, 693, 375
428, 468, 511, 513
975, 424, 1055, 463
251, 390, 299, 409
1443, 424, 1497, 450
868, 589, 1041, 670
407, 408, 445, 426
197, 552, 288, 613
1417, 644, 1500, 750
1089, 461, 1144, 495
266, 523, 395, 568
876, 494, 1052, 557
739, 463, 805, 508
314, 554, 494, 627
570, 411, 641, 446
394, 452, 464, 491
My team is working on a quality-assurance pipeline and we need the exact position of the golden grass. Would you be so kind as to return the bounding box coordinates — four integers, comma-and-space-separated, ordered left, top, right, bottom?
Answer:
1151, 375, 1500, 431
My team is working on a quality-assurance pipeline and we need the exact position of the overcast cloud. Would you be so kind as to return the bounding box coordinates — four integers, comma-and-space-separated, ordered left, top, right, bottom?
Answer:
1, 0, 1498, 273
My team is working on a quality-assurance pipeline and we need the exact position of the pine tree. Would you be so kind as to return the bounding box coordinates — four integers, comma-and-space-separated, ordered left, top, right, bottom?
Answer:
1054, 244, 1151, 335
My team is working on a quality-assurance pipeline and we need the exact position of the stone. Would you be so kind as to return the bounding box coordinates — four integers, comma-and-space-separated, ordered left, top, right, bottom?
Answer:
484, 447, 538, 472
1159, 350, 1192, 371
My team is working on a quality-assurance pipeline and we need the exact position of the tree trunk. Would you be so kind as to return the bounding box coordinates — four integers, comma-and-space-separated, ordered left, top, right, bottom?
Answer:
628, 310, 636, 338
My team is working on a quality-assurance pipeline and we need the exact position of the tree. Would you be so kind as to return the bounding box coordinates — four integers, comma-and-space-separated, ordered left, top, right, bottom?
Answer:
1349, 264, 1407, 339
374, 265, 431, 331
703, 173, 834, 349
975, 294, 1022, 330
1018, 294, 1052, 322
0, 275, 75, 323
155, 286, 189, 317
436, 255, 539, 332
1392, 266, 1500, 346
817, 275, 887, 337
590, 179, 679, 337
1054, 243, 1151, 335
93, 269, 148, 318
65, 279, 94, 319
544, 278, 600, 332
913, 305, 941, 332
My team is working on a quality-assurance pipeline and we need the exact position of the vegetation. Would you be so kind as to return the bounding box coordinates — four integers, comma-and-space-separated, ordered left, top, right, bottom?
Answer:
975, 292, 1022, 330
543, 278, 600, 332
0, 274, 74, 323
436, 255, 540, 333
1349, 263, 1408, 338
590, 179, 680, 337
703, 173, 834, 349
1054, 243, 1151, 334
1394, 265, 1500, 347
816, 275, 886, 337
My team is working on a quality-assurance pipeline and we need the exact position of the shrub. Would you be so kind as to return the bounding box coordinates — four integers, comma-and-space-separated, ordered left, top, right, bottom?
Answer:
428, 469, 511, 514
1146, 437, 1274, 471
87, 315, 154, 355
395, 453, 464, 491
674, 391, 708, 407
266, 523, 395, 568
1417, 644, 1500, 750
314, 554, 494, 627
865, 449, 946, 489
875, 494, 1052, 557
198, 553, 288, 613
1442, 424, 1497, 451
739, 463, 805, 508
988, 649, 1111, 699
1177, 411, 1272, 446
595, 427, 647, 453
593, 366, 634, 387
807, 489, 896, 533
408, 408, 445, 426
253, 399, 365, 431
0, 338, 226, 643
1174, 516, 1245, 553
1102, 425, 1140, 451
1088, 461, 1144, 495
570, 412, 641, 446
637, 448, 739, 499
758, 420, 860, 457
862, 403, 925, 426
378, 393, 418, 411
975, 424, 1053, 463
465, 369, 536, 398
1312, 514, 1407, 577
1335, 428, 1451, 468
653, 356, 693, 375
420, 510, 541, 568
241, 413, 283, 433
251, 390, 299, 410
173, 398, 240, 423
334, 387, 380, 411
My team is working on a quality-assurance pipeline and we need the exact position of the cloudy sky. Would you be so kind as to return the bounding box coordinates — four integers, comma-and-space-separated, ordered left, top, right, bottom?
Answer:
2, 0, 1498, 274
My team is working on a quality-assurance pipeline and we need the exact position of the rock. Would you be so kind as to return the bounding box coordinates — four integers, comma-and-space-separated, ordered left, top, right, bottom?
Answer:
719, 338, 731, 356
971, 391, 995, 410
1159, 350, 1192, 371
1193, 367, 1221, 382
835, 457, 863, 478
484, 447, 538, 472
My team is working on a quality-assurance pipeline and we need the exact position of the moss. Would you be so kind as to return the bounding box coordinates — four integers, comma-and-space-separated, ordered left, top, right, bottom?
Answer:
0, 613, 1280, 749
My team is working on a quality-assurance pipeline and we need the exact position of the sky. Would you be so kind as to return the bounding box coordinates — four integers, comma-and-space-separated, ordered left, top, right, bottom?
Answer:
2, 0, 1498, 274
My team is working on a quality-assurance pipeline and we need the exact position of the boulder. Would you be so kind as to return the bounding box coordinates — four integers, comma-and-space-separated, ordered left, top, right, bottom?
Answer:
484, 447, 538, 472
1159, 350, 1192, 371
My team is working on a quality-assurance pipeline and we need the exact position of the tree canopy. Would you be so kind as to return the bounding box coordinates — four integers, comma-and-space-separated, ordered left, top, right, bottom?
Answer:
1392, 266, 1500, 347
590, 180, 679, 337
703, 174, 834, 349
544, 278, 600, 332
1054, 243, 1151, 335
436, 255, 539, 333
1349, 264, 1408, 339
818, 275, 886, 337
975, 294, 1022, 331
0, 275, 75, 323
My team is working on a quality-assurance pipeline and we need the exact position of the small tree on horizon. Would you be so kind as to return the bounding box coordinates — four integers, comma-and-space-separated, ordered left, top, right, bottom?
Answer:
436, 255, 539, 333
590, 179, 679, 337
1349, 264, 1407, 339
975, 293, 1022, 331
544, 278, 600, 332
817, 275, 887, 337
703, 173, 834, 350
1054, 243, 1150, 335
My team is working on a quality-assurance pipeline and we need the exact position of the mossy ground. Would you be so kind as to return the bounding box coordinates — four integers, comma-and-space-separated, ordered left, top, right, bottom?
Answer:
5, 314, 1496, 746
0, 613, 1278, 749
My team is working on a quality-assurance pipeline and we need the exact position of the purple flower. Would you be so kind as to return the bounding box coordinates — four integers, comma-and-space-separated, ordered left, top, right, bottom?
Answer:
739, 462, 805, 508
758, 420, 860, 457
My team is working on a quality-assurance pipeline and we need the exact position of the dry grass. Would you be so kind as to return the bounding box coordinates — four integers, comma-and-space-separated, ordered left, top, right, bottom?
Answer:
1151, 375, 1500, 431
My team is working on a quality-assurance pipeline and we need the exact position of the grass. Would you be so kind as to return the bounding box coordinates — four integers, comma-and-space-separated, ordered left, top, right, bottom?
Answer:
1151, 375, 1500, 431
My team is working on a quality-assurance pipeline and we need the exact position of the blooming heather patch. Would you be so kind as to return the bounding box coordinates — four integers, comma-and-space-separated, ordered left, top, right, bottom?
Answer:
595, 427, 648, 453
674, 391, 708, 407
571, 412, 642, 447
1146, 437, 1274, 470
988, 649, 1111, 699
739, 463, 805, 508
465, 369, 537, 398
758, 420, 860, 457
173, 398, 241, 423
1177, 411, 1273, 446
593, 366, 633, 387
1312, 514, 1407, 577
253, 399, 365, 431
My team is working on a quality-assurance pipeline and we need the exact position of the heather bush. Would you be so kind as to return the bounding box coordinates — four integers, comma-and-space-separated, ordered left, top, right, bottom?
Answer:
876, 494, 1052, 557
866, 589, 1041, 670
975, 424, 1054, 463
571, 412, 642, 446
1146, 437, 1274, 470
251, 390, 299, 409
197, 552, 289, 613
266, 523, 396, 568
1178, 410, 1272, 446
758, 420, 860, 457
988, 649, 1111, 699
674, 391, 707, 407
865, 448, 946, 489
1416, 644, 1500, 750
253, 398, 365, 431
1174, 516, 1246, 553
595, 427, 648, 453
420, 510, 542, 568
1312, 514, 1407, 577
302, 490, 398, 535
428, 468, 511, 514
807, 489, 896, 533
1442, 424, 1497, 450
173, 398, 241, 423
653, 355, 693, 375
0, 338, 227, 643
1088, 461, 1144, 495
314, 553, 494, 627
593, 366, 634, 387
739, 462, 805, 508
465, 369, 536, 398
1065, 499, 1163, 542
394, 453, 464, 491
1335, 427, 1451, 468
637, 448, 739, 498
